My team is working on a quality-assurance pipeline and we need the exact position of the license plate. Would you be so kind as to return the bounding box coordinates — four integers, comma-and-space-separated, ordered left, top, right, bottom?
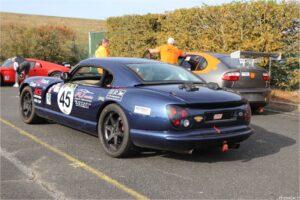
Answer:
213, 113, 223, 120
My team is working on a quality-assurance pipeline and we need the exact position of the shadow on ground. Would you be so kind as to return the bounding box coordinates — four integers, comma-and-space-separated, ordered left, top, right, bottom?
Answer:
134, 124, 296, 162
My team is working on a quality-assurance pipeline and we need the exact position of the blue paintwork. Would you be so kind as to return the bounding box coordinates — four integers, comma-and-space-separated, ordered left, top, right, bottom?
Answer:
20, 58, 253, 151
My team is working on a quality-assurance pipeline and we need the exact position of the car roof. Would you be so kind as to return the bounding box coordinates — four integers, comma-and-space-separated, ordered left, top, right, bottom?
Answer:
78, 57, 162, 87
79, 57, 161, 67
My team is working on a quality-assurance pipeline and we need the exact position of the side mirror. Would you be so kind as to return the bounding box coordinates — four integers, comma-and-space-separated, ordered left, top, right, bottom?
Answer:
60, 72, 71, 81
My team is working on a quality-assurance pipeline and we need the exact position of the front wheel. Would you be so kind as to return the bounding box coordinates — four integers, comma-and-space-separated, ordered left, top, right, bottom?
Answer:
20, 86, 44, 124
98, 104, 135, 157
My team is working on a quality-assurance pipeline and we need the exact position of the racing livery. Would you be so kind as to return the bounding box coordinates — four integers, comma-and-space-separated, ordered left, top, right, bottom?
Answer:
19, 58, 253, 157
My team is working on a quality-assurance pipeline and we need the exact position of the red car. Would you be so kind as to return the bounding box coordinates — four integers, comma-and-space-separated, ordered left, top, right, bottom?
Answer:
0, 58, 69, 85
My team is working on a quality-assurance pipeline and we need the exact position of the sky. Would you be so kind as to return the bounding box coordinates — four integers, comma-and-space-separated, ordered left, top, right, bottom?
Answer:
0, 0, 234, 20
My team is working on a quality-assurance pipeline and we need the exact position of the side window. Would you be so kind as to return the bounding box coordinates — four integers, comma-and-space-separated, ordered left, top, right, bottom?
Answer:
2, 59, 13, 67
198, 57, 208, 70
102, 72, 114, 88
71, 66, 103, 86
29, 62, 36, 70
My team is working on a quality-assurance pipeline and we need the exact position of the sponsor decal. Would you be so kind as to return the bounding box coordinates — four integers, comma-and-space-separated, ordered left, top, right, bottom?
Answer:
34, 98, 41, 104
213, 113, 223, 120
4, 76, 10, 81
106, 89, 126, 101
185, 56, 191, 61
36, 78, 49, 86
30, 82, 37, 87
98, 96, 105, 101
134, 106, 151, 116
57, 84, 77, 115
46, 93, 51, 105
74, 89, 94, 109
53, 83, 62, 93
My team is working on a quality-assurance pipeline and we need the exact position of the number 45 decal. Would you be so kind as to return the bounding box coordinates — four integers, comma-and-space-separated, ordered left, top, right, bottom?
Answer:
57, 84, 77, 115
59, 91, 71, 107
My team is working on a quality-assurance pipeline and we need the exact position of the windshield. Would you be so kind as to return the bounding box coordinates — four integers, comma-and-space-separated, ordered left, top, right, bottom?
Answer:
127, 63, 203, 83
1, 59, 13, 68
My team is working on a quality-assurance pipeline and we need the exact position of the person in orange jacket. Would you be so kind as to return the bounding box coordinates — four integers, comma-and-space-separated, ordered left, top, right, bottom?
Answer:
95, 38, 110, 58
148, 37, 185, 65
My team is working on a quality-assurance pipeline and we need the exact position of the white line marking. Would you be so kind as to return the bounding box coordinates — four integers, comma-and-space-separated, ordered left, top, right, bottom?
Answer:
0, 148, 67, 199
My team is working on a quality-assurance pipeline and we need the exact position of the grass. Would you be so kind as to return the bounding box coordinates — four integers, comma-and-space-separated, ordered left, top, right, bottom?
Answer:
0, 12, 106, 49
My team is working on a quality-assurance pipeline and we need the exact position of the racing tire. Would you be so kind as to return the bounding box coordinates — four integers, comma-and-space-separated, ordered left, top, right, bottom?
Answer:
20, 86, 44, 124
49, 71, 62, 78
98, 104, 135, 158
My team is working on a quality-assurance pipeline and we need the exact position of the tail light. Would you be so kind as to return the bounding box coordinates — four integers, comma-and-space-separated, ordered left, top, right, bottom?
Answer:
222, 72, 240, 81
262, 72, 270, 81
167, 105, 191, 129
244, 103, 252, 123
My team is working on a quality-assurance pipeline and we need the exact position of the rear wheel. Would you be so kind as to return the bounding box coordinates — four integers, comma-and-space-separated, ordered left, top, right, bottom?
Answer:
49, 71, 62, 78
98, 104, 135, 157
20, 86, 44, 123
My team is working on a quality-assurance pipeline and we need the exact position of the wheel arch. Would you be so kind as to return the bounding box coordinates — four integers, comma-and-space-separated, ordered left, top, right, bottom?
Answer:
96, 100, 120, 127
19, 83, 29, 94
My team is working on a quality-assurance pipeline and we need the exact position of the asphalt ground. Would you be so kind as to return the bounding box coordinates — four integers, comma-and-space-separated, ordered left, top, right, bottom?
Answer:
1, 87, 299, 199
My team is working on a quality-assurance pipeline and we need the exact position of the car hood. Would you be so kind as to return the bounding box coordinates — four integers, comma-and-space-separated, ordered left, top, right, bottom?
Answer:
138, 84, 243, 104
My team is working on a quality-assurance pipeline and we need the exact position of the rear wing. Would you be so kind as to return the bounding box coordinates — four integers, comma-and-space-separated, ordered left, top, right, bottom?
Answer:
230, 51, 282, 77
230, 51, 281, 60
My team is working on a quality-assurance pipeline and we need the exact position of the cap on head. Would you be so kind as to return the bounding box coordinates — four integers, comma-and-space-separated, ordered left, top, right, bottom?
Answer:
102, 38, 109, 44
167, 37, 175, 45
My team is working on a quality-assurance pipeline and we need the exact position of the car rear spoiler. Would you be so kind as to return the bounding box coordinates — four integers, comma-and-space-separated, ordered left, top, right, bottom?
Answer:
230, 51, 281, 60
230, 51, 281, 77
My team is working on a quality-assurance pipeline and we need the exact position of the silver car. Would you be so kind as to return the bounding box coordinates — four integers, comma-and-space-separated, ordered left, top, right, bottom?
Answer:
179, 52, 272, 113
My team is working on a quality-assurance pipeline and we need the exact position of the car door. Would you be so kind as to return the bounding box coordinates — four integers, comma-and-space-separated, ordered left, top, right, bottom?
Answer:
46, 65, 112, 134
29, 61, 47, 77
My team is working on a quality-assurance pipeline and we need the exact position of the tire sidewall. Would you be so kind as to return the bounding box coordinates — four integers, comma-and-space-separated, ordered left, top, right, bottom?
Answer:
20, 86, 36, 123
50, 71, 62, 78
98, 104, 132, 157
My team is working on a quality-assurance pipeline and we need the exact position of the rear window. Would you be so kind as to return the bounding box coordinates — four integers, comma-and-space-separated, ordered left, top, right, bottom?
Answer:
127, 63, 203, 83
216, 55, 243, 69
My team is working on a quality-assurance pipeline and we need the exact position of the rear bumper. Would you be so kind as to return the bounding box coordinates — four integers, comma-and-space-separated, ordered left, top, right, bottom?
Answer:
130, 125, 253, 151
234, 88, 271, 105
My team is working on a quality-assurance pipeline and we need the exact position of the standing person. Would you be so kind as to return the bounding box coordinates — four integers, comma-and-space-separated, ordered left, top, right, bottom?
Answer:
12, 56, 25, 87
17, 60, 31, 80
95, 38, 110, 58
148, 37, 185, 65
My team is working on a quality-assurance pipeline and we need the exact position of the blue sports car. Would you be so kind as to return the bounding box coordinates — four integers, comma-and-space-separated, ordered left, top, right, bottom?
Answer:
19, 58, 253, 157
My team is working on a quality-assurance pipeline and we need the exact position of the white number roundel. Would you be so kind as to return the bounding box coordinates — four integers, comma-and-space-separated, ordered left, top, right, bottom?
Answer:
57, 84, 76, 115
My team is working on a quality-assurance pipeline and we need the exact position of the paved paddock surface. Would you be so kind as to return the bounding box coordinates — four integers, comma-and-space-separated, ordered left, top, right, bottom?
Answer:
1, 87, 299, 199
